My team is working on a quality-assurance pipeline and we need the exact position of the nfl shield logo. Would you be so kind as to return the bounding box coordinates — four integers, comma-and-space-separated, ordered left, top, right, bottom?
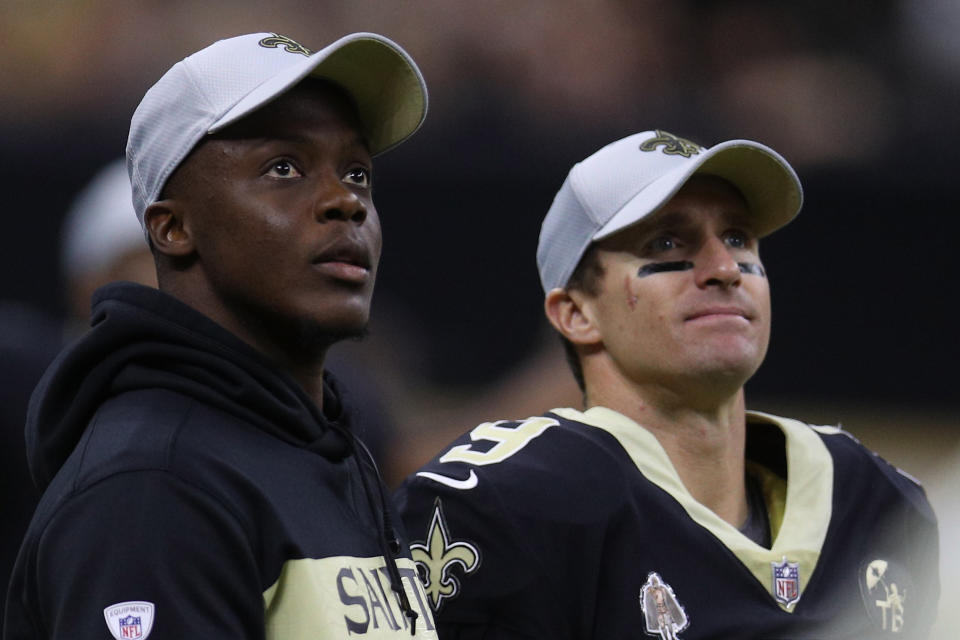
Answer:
772, 557, 801, 608
119, 615, 142, 639
104, 601, 155, 640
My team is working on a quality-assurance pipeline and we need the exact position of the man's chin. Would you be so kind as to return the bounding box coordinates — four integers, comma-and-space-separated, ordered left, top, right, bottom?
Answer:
318, 322, 370, 345
255, 309, 371, 362
299, 314, 370, 346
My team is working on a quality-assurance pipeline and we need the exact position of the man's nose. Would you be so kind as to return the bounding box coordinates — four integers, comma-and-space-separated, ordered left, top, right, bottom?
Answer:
315, 177, 367, 224
693, 237, 741, 288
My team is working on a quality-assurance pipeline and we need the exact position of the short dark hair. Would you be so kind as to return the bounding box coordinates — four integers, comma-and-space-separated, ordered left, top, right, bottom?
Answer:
557, 244, 605, 395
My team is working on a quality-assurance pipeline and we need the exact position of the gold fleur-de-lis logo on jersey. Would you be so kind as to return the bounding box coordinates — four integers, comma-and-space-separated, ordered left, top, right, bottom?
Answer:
409, 500, 480, 610
258, 34, 312, 56
639, 130, 703, 158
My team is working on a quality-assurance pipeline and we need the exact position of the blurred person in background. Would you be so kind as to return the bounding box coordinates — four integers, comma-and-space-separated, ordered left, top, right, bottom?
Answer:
59, 158, 158, 336
0, 303, 58, 628
1, 158, 155, 625
396, 129, 940, 639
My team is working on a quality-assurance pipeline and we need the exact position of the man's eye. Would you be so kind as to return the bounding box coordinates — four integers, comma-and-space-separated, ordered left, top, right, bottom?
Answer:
649, 236, 677, 253
344, 167, 371, 188
266, 160, 301, 178
725, 230, 750, 249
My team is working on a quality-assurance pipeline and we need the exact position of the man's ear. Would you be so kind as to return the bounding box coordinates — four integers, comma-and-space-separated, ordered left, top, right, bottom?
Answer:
144, 200, 195, 258
544, 288, 602, 346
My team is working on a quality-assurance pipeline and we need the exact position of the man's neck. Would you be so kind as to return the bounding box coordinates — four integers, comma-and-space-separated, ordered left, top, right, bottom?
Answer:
286, 362, 326, 409
588, 383, 749, 529
158, 281, 330, 410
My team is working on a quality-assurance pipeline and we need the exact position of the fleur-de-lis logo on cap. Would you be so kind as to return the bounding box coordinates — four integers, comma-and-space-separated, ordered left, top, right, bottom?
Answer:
640, 130, 703, 158
258, 34, 312, 56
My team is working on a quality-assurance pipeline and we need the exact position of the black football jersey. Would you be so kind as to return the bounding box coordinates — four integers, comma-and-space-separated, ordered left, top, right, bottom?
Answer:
394, 407, 939, 639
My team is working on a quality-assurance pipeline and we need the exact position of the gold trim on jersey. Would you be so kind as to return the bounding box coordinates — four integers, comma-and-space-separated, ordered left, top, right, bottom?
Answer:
263, 555, 438, 638
746, 460, 787, 542
551, 407, 833, 612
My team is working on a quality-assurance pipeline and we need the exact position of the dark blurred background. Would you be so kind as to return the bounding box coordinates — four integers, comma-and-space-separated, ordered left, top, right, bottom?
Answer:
1, 1, 958, 632
3, 0, 958, 405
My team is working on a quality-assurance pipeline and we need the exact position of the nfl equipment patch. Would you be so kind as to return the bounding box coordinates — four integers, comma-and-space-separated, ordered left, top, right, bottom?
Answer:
772, 557, 801, 609
103, 601, 155, 640
639, 572, 689, 639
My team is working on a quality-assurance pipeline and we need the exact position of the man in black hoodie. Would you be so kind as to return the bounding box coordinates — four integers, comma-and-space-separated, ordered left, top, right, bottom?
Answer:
5, 32, 434, 639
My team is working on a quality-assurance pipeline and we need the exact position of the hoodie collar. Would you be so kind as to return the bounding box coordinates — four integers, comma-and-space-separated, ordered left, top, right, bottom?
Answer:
26, 282, 351, 490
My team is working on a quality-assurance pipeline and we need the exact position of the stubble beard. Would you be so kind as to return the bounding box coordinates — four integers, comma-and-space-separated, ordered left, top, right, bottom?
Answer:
227, 292, 372, 367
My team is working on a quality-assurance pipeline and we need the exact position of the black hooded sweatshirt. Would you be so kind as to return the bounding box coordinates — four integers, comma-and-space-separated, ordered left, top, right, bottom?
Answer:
4, 283, 435, 639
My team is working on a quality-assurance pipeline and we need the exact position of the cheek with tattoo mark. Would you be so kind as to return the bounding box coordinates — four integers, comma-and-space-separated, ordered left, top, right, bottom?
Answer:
624, 274, 639, 310
636, 261, 694, 278
737, 263, 766, 277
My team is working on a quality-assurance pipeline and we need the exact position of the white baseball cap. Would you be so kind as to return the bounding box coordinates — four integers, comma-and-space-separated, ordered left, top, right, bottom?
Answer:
127, 32, 428, 231
536, 129, 803, 292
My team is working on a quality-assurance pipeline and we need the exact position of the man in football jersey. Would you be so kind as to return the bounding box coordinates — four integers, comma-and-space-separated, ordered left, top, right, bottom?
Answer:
395, 130, 940, 638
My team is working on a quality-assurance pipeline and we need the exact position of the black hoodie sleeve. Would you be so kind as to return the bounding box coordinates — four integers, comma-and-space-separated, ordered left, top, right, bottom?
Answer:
6, 470, 264, 639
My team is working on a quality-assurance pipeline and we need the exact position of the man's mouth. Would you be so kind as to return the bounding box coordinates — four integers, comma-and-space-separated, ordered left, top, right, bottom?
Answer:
312, 241, 372, 283
684, 306, 751, 322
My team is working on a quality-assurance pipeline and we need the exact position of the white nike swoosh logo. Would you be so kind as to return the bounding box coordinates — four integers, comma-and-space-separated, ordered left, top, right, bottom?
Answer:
416, 469, 478, 490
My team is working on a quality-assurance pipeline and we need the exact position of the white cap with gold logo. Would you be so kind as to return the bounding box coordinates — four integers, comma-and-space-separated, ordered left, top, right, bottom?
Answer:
126, 32, 428, 232
536, 130, 802, 293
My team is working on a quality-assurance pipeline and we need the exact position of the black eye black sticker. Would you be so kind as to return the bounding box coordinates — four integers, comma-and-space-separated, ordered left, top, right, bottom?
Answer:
738, 263, 766, 277
636, 261, 766, 278
636, 261, 694, 278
